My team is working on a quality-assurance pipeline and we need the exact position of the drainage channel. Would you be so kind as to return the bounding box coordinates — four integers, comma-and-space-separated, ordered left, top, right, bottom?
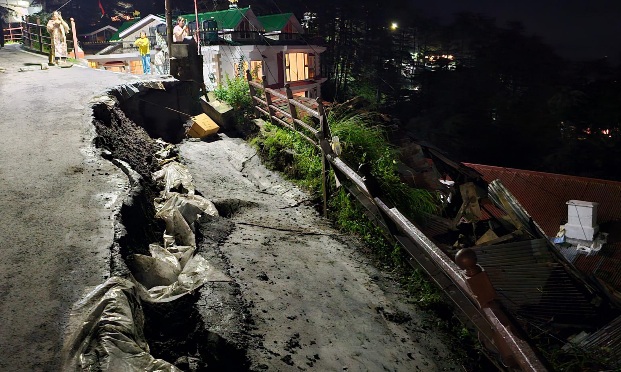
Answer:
81, 81, 250, 371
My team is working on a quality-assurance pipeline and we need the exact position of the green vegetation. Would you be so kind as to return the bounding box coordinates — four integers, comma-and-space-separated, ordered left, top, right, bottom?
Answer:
532, 333, 615, 371
213, 75, 252, 123
249, 109, 479, 366
326, 108, 437, 222
250, 108, 443, 308
28, 41, 50, 53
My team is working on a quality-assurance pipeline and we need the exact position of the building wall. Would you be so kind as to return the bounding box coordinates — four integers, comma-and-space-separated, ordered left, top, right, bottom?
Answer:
200, 44, 323, 98
2, 0, 42, 22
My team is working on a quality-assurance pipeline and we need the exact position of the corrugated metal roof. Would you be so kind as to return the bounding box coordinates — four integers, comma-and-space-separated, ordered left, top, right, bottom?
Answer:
257, 13, 293, 32
579, 314, 621, 367
465, 163, 621, 237
182, 7, 251, 30
574, 255, 621, 291
473, 239, 602, 328
109, 19, 139, 42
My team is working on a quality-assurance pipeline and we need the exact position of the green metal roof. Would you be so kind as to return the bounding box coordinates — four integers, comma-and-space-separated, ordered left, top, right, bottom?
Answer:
181, 7, 252, 30
109, 19, 140, 42
256, 13, 293, 32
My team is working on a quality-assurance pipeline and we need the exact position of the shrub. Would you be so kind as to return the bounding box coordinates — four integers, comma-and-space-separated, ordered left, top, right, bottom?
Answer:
213, 75, 252, 123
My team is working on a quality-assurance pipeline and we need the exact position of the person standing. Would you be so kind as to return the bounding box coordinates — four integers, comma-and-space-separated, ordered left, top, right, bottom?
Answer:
46, 11, 69, 64
153, 45, 166, 75
173, 17, 189, 42
134, 31, 151, 74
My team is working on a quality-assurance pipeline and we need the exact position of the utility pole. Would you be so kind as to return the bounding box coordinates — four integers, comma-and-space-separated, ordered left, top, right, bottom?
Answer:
165, 0, 172, 50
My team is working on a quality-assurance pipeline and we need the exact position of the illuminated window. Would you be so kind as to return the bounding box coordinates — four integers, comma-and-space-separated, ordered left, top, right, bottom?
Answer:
285, 53, 315, 82
250, 61, 263, 81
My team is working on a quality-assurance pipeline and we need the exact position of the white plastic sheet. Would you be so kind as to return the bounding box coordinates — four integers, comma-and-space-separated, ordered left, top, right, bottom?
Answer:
154, 192, 219, 246
153, 162, 195, 196
62, 277, 181, 371
130, 244, 231, 303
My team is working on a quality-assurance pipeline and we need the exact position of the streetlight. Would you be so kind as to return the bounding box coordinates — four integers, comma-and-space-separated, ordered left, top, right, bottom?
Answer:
390, 22, 398, 31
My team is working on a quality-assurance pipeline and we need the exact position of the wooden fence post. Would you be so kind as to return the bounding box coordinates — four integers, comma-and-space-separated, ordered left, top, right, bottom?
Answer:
70, 18, 80, 59
25, 21, 30, 47
36, 18, 43, 52
246, 69, 260, 117
317, 98, 329, 217
285, 84, 298, 130
262, 75, 276, 121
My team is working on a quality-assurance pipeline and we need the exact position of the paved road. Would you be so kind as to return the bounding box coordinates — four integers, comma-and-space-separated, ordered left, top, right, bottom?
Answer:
0, 45, 144, 371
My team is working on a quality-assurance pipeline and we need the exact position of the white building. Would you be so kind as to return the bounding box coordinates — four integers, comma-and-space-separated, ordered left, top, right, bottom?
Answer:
1, 0, 42, 22
184, 7, 325, 98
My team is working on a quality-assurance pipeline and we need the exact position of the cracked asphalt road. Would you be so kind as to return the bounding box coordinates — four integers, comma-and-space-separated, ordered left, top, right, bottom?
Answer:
0, 44, 146, 371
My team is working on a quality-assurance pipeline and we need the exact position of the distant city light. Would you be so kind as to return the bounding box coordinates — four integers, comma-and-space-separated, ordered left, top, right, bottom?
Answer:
390, 22, 398, 30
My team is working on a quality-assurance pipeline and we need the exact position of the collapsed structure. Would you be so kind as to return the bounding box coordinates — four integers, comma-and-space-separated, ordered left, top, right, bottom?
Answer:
397, 140, 621, 368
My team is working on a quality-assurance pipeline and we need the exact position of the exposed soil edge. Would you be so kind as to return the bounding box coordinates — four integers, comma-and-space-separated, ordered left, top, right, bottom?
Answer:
90, 82, 250, 371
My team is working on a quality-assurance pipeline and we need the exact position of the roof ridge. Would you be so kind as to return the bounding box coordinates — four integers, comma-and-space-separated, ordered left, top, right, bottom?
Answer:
465, 162, 621, 186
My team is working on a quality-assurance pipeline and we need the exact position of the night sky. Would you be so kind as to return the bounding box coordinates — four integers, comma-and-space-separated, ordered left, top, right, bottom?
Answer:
416, 0, 621, 64
52, 0, 621, 64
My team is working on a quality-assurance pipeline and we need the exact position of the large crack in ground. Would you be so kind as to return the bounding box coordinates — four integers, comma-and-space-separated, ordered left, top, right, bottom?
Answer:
86, 81, 466, 372
91, 82, 250, 371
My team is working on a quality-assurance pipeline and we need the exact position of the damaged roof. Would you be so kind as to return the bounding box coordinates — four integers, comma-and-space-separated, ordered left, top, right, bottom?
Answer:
473, 239, 605, 329
465, 163, 621, 237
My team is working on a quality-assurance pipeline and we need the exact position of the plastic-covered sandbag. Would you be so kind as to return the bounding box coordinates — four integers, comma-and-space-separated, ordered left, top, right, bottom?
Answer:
153, 162, 195, 196
129, 244, 187, 288
155, 193, 219, 246
164, 207, 196, 247
155, 193, 218, 229
154, 139, 177, 161
129, 244, 231, 303
61, 277, 181, 371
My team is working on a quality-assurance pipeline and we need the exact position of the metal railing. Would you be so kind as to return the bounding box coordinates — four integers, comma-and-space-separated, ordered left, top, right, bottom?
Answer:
246, 69, 548, 371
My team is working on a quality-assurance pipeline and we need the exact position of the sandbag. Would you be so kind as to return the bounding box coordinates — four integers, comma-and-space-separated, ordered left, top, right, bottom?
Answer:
61, 277, 181, 371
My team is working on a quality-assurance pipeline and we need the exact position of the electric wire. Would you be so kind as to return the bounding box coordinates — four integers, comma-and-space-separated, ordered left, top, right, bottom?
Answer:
137, 98, 193, 117
55, 0, 75, 12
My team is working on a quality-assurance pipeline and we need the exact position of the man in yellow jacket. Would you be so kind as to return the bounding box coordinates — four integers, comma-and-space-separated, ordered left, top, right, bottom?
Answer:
134, 32, 151, 74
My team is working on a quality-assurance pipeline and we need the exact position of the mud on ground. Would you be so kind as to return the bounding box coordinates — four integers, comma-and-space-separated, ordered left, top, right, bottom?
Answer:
180, 138, 464, 371
91, 85, 465, 371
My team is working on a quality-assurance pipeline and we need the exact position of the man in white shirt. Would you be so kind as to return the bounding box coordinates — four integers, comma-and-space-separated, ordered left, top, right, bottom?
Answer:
173, 17, 189, 42
153, 45, 166, 74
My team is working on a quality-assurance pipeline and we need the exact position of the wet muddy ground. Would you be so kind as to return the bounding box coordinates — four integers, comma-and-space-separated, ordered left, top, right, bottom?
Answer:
179, 138, 464, 371
91, 87, 467, 371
